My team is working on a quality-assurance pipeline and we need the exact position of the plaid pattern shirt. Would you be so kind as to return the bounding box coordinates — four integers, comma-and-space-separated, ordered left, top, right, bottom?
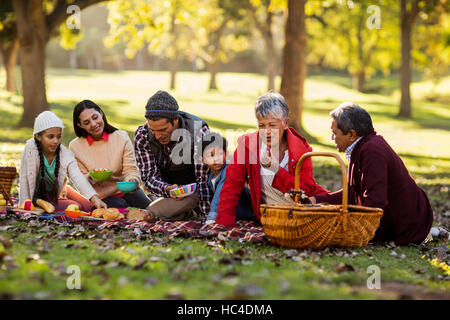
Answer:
345, 137, 362, 161
134, 123, 211, 215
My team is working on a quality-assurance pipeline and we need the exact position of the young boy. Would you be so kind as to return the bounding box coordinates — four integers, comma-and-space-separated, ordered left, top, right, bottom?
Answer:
201, 132, 254, 225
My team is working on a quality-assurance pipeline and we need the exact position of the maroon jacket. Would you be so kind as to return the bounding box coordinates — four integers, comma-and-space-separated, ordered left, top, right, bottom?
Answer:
216, 128, 328, 227
315, 132, 433, 245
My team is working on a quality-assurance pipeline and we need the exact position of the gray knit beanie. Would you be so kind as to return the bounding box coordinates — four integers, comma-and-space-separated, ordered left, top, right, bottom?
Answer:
145, 90, 179, 119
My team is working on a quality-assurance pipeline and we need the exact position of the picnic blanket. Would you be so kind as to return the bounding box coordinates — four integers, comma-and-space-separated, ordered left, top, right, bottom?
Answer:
1, 208, 267, 243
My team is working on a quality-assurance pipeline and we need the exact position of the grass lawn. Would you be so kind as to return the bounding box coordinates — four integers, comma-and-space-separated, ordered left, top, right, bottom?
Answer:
0, 69, 449, 299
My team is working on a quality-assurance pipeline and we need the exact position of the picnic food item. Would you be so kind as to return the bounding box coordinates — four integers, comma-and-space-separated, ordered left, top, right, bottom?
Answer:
104, 208, 121, 220
91, 208, 123, 220
20, 199, 35, 211
0, 199, 5, 206
65, 210, 90, 218
66, 204, 79, 212
89, 168, 113, 182
92, 208, 106, 218
126, 208, 149, 221
169, 183, 197, 198
36, 199, 55, 213
260, 152, 383, 249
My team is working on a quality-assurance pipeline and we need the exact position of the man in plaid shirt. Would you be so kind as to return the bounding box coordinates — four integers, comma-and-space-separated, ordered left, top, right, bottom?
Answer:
135, 90, 211, 221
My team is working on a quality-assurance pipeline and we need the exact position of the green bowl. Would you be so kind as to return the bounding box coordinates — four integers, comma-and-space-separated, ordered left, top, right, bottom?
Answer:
89, 170, 113, 182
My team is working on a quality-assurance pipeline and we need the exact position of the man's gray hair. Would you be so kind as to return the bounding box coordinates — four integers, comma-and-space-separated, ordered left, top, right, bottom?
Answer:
255, 92, 289, 121
330, 102, 374, 136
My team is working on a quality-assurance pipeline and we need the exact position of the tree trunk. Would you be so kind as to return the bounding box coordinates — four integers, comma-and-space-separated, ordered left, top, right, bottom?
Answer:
208, 60, 219, 90
264, 11, 276, 92
169, 56, 177, 90
352, 70, 365, 92
69, 50, 77, 69
280, 0, 307, 132
169, 8, 177, 90
13, 0, 49, 128
95, 51, 102, 69
354, 11, 366, 93
266, 38, 276, 92
247, 1, 276, 92
398, 0, 412, 118
0, 39, 19, 92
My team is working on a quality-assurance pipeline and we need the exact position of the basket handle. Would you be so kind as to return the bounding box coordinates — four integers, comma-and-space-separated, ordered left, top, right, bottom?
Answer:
294, 151, 348, 212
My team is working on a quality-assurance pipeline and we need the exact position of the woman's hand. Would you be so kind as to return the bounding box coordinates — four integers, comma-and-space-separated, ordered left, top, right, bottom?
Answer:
124, 177, 139, 192
260, 148, 280, 173
90, 195, 107, 209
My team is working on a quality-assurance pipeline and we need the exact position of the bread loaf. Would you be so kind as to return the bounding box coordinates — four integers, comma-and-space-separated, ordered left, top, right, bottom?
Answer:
36, 199, 55, 213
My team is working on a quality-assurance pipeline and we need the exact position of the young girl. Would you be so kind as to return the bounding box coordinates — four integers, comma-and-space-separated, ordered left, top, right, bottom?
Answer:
19, 111, 107, 212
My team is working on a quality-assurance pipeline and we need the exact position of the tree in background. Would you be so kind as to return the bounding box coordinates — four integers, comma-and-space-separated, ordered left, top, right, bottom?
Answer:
245, 0, 285, 91
280, 0, 307, 132
0, 0, 19, 92
12, 0, 110, 127
105, 0, 195, 90
414, 7, 450, 96
192, 0, 249, 90
398, 0, 441, 118
306, 0, 399, 93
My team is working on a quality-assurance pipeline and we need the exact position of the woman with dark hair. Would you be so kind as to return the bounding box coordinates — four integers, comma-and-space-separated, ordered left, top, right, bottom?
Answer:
19, 111, 107, 211
69, 100, 151, 209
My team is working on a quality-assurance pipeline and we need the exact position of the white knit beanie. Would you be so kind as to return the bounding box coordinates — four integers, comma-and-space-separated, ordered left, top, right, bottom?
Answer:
33, 111, 65, 135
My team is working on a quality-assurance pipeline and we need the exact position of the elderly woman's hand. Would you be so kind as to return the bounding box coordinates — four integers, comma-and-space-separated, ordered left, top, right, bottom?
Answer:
260, 148, 280, 173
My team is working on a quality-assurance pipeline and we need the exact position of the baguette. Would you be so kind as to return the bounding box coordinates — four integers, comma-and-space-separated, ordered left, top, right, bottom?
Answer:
36, 198, 55, 213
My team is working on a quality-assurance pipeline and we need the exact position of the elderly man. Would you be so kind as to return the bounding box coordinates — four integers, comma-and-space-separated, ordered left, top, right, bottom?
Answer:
134, 90, 211, 221
312, 102, 433, 245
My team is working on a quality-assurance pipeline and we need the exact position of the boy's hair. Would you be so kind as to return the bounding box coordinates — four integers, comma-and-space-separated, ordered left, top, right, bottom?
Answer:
201, 132, 228, 157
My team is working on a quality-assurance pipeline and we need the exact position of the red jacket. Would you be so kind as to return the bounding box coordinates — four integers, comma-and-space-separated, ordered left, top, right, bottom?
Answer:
216, 128, 328, 227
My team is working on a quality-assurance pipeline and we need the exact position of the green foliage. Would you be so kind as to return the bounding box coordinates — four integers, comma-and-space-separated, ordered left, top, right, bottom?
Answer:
0, 0, 16, 44
414, 9, 450, 85
306, 0, 400, 82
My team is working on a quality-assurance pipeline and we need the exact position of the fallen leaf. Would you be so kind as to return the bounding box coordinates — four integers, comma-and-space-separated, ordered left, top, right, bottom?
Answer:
148, 256, 163, 262
143, 277, 159, 287
335, 263, 355, 273
133, 258, 147, 270
284, 249, 298, 258
165, 291, 185, 300
117, 276, 129, 286
126, 248, 137, 255
437, 243, 448, 261
233, 284, 265, 298
0, 236, 12, 248
26, 253, 40, 262
174, 254, 185, 262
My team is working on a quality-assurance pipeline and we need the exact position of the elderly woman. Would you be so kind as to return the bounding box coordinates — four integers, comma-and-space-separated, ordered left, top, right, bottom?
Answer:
215, 92, 328, 227
69, 100, 151, 209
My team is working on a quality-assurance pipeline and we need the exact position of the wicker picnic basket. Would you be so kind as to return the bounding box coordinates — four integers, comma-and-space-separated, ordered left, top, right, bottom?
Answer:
0, 166, 17, 206
260, 152, 383, 249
